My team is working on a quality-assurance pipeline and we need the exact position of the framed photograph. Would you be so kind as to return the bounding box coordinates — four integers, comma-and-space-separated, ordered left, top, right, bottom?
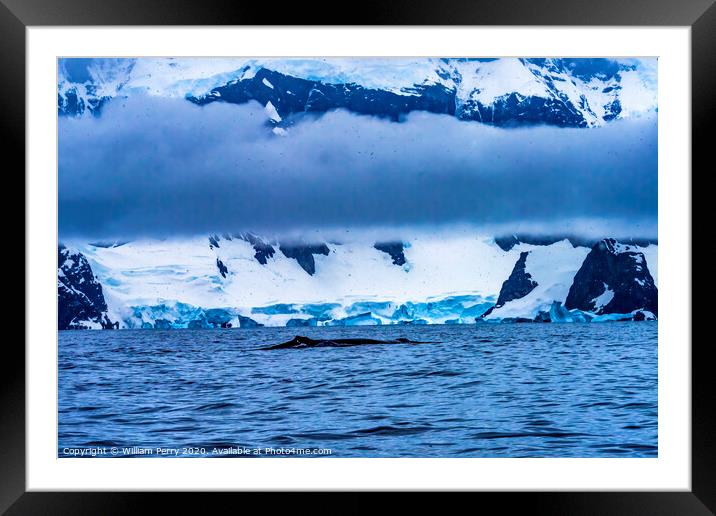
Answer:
6, 0, 713, 512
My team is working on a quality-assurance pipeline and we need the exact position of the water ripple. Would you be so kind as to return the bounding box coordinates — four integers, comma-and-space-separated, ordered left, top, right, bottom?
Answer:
58, 323, 657, 458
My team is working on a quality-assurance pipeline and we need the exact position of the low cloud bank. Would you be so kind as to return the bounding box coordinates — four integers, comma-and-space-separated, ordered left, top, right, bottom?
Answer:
59, 96, 657, 239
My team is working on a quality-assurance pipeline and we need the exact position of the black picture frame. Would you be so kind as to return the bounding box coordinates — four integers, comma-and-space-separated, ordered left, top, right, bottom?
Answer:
4, 0, 712, 513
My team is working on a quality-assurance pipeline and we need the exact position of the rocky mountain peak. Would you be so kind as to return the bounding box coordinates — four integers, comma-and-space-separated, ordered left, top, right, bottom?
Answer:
565, 238, 657, 315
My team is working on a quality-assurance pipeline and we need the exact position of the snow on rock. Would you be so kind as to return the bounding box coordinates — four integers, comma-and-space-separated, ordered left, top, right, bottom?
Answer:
278, 242, 330, 276
493, 235, 658, 287
58, 245, 117, 329
58, 57, 657, 127
495, 251, 538, 306
633, 310, 656, 321
455, 58, 550, 108
565, 238, 658, 316
264, 100, 282, 122
637, 244, 658, 286
373, 242, 407, 267
483, 240, 590, 321
591, 282, 615, 311
250, 57, 457, 96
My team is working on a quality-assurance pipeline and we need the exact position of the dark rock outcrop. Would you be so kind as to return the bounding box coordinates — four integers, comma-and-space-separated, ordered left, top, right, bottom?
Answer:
565, 238, 658, 316
237, 232, 276, 265
279, 243, 330, 275
58, 245, 116, 330
458, 92, 588, 127
208, 234, 221, 249
209, 232, 277, 266
57, 88, 109, 117
494, 235, 521, 252
190, 66, 602, 128
216, 258, 228, 278
190, 67, 456, 124
481, 251, 538, 318
374, 242, 406, 266
496, 252, 538, 306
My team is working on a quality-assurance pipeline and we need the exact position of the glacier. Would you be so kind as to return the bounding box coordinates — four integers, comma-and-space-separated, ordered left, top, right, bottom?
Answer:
59, 231, 657, 329
482, 240, 591, 321
115, 295, 496, 329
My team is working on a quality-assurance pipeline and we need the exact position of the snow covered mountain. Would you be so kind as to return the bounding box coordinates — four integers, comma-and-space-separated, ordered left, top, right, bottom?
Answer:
58, 57, 657, 128
57, 233, 658, 330
481, 238, 657, 323
58, 245, 117, 329
565, 238, 658, 316
56, 58, 658, 330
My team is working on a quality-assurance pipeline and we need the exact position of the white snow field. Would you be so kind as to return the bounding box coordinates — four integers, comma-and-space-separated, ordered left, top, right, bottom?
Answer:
67, 231, 657, 328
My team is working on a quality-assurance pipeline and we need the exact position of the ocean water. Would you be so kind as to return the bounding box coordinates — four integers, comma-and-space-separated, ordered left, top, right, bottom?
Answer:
58, 323, 657, 458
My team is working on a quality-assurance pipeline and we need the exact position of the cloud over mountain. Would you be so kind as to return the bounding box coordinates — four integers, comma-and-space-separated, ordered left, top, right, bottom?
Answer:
59, 95, 657, 239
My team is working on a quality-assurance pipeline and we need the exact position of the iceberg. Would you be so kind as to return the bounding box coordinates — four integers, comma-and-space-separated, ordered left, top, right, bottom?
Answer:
325, 312, 383, 326
125, 301, 262, 329
252, 304, 299, 315
286, 318, 319, 327
388, 295, 494, 324
548, 302, 591, 323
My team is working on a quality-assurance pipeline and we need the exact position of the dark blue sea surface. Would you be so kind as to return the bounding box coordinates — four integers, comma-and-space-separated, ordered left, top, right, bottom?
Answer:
58, 323, 657, 458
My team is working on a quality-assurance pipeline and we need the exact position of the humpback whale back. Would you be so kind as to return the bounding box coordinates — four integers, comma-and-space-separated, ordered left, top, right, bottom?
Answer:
261, 335, 437, 350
